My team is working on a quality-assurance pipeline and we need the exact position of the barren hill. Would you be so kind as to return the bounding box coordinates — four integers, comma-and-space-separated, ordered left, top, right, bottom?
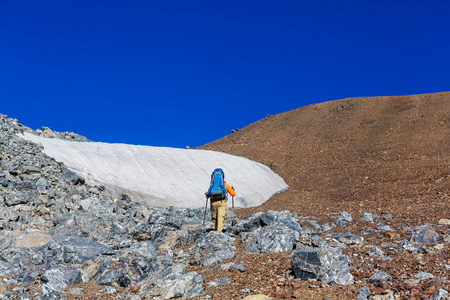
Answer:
201, 92, 450, 224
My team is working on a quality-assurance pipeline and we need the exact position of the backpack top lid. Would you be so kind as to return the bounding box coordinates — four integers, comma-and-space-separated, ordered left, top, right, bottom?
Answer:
212, 168, 224, 178
207, 168, 227, 199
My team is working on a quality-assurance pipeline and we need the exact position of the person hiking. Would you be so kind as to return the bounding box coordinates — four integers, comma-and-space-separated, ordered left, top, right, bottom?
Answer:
205, 168, 236, 232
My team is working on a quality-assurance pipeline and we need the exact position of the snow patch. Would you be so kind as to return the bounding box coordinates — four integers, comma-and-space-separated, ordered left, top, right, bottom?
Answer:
21, 132, 288, 208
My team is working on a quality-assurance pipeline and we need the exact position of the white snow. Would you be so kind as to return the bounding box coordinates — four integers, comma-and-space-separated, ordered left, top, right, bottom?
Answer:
21, 132, 288, 208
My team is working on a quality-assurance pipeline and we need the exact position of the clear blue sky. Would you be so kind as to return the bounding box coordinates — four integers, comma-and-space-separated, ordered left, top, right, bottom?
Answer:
1, 1, 449, 148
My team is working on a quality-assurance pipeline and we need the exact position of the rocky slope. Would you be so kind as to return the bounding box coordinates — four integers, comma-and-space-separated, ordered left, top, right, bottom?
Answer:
0, 91, 449, 300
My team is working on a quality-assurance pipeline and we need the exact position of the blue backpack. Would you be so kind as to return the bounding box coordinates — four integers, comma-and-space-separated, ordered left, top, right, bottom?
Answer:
206, 168, 227, 201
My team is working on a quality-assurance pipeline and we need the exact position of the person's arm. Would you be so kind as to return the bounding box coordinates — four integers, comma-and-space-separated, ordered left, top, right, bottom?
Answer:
225, 183, 236, 197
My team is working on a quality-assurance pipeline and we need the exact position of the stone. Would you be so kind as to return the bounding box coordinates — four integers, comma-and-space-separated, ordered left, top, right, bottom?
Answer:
22, 165, 41, 174
38, 236, 115, 265
413, 271, 434, 281
240, 210, 302, 233
367, 247, 384, 257
290, 246, 354, 286
360, 213, 375, 222
139, 264, 204, 299
333, 212, 353, 226
370, 291, 395, 300
377, 225, 394, 232
4, 190, 35, 206
381, 214, 392, 220
40, 269, 68, 293
0, 178, 9, 187
102, 286, 117, 293
368, 271, 392, 283
411, 225, 440, 244
356, 286, 371, 300
311, 235, 327, 247
241, 224, 300, 253
190, 231, 236, 266
438, 219, 450, 225
431, 289, 449, 300
68, 287, 83, 295
63, 170, 85, 185
331, 232, 364, 245
301, 219, 322, 232
242, 295, 272, 300
206, 278, 232, 288
63, 269, 83, 285
15, 231, 52, 248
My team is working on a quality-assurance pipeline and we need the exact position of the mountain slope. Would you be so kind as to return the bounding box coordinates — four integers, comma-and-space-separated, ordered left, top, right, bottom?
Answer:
200, 92, 450, 223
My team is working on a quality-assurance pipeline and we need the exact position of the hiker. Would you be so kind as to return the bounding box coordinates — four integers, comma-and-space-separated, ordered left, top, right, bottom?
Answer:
205, 168, 236, 232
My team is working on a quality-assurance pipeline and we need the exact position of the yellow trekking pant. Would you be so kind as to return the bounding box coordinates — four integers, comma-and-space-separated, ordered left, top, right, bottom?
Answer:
210, 200, 227, 232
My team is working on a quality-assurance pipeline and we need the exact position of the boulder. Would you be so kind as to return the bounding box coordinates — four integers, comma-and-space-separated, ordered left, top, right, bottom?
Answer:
241, 224, 300, 253
139, 263, 204, 299
40, 269, 68, 295
411, 225, 440, 244
190, 231, 236, 266
290, 246, 354, 286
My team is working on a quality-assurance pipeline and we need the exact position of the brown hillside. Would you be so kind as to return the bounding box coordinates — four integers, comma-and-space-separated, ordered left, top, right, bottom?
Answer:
200, 91, 450, 224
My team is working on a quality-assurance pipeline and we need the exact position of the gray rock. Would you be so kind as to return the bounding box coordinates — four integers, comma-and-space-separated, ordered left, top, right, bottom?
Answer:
206, 277, 232, 288
68, 287, 83, 295
366, 247, 391, 261
290, 246, 354, 286
220, 262, 246, 272
333, 212, 353, 226
311, 235, 327, 247
63, 170, 85, 185
331, 232, 364, 245
96, 269, 121, 286
241, 224, 300, 253
431, 289, 449, 300
190, 231, 236, 266
102, 286, 117, 294
360, 213, 375, 222
230, 264, 246, 272
402, 241, 426, 253
367, 247, 385, 257
39, 236, 115, 266
139, 264, 204, 299
368, 271, 392, 283
0, 177, 9, 187
377, 225, 394, 232
40, 269, 68, 294
411, 225, 440, 244
4, 190, 37, 206
301, 219, 321, 232
240, 210, 302, 233
356, 286, 371, 300
381, 214, 392, 220
63, 269, 83, 285
413, 272, 434, 281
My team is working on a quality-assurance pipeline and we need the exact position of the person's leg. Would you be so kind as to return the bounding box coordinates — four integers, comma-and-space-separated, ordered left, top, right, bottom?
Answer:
216, 200, 227, 232
210, 200, 219, 231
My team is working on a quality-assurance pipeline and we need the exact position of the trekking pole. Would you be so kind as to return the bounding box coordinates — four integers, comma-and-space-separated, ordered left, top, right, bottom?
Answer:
231, 196, 237, 226
203, 197, 208, 226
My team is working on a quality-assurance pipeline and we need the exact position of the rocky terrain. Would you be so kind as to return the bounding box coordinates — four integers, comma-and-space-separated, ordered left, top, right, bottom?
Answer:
0, 91, 449, 300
